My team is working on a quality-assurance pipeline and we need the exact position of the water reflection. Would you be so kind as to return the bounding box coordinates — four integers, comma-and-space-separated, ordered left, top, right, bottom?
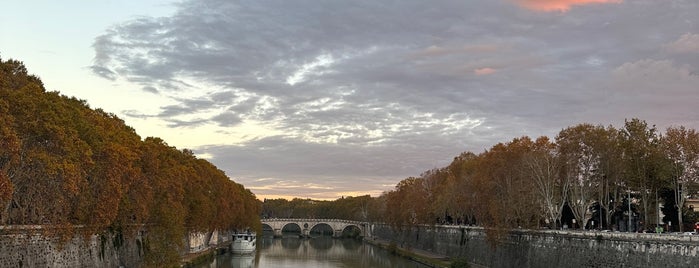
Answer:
308, 236, 332, 251
279, 236, 301, 250
195, 237, 430, 268
229, 255, 254, 268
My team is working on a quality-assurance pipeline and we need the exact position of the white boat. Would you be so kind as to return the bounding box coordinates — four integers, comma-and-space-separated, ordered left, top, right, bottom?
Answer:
231, 232, 256, 254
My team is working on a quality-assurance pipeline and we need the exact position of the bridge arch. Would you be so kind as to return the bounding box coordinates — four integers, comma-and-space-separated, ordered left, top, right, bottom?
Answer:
309, 223, 334, 236
260, 219, 369, 238
261, 223, 274, 236
341, 224, 362, 238
281, 222, 302, 235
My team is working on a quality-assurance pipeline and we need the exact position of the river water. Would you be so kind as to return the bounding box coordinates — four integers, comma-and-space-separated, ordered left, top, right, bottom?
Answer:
194, 236, 431, 268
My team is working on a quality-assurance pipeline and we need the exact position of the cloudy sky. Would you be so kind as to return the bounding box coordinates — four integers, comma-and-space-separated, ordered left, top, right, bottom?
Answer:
2, 0, 699, 200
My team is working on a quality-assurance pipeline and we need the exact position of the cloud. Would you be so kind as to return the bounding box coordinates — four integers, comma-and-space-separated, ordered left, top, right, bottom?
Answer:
597, 59, 699, 126
664, 33, 699, 54
212, 112, 242, 127
474, 67, 497, 75
142, 86, 159, 94
612, 59, 698, 95
513, 0, 623, 12
90, 0, 699, 199
89, 65, 117, 80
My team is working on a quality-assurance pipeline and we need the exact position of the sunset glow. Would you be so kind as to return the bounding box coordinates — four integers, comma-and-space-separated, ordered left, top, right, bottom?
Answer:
474, 67, 497, 76
515, 0, 623, 12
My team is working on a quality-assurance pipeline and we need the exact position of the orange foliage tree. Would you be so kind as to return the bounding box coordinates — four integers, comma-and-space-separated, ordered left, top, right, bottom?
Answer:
0, 57, 260, 265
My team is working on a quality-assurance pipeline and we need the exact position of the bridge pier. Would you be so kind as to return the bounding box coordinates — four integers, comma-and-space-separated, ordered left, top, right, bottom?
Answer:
273, 229, 282, 238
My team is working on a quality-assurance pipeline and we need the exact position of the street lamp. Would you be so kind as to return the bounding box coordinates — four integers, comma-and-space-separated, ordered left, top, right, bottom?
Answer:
628, 190, 632, 232
599, 201, 603, 230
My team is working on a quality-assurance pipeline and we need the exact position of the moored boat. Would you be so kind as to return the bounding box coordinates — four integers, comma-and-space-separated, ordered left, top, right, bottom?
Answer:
231, 231, 256, 254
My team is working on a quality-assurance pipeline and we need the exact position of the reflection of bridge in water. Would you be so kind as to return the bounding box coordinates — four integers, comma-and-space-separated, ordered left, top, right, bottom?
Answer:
257, 236, 371, 261
261, 218, 369, 238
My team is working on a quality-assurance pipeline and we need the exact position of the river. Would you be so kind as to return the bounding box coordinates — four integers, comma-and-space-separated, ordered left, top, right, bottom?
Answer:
194, 236, 431, 268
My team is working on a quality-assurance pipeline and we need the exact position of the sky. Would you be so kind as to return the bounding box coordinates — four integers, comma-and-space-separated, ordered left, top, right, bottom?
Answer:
2, 0, 699, 200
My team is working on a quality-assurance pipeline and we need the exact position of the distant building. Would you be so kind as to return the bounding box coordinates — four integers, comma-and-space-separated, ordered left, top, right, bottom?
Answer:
686, 198, 699, 212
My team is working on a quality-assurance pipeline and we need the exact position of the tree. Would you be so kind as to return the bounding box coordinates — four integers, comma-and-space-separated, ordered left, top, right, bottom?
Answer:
556, 124, 610, 229
448, 152, 479, 225
0, 99, 17, 218
660, 126, 699, 232
1, 57, 261, 264
472, 138, 540, 230
523, 136, 565, 228
384, 177, 430, 230
620, 118, 666, 230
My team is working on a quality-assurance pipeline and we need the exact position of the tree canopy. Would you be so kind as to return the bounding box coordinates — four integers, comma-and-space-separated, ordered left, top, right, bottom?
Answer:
378, 119, 699, 237
0, 57, 260, 266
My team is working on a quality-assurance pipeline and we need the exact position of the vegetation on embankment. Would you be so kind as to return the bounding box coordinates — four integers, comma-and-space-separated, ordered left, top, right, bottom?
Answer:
0, 57, 260, 267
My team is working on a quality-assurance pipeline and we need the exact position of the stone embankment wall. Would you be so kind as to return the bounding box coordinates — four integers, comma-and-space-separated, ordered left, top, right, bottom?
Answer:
371, 224, 699, 268
0, 225, 230, 268
0, 226, 143, 268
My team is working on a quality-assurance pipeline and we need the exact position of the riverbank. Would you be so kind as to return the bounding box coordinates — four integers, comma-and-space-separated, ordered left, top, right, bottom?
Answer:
365, 237, 452, 268
180, 244, 229, 267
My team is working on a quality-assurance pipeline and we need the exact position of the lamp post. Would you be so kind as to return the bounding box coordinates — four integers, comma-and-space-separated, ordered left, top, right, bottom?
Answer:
657, 190, 660, 230
628, 190, 632, 232
600, 201, 603, 230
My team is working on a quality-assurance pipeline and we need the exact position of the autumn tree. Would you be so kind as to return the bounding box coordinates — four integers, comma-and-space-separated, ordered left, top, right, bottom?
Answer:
620, 118, 668, 229
1, 58, 261, 265
556, 124, 607, 229
660, 126, 699, 232
0, 98, 18, 217
447, 152, 480, 225
472, 138, 540, 230
384, 177, 430, 230
522, 136, 565, 228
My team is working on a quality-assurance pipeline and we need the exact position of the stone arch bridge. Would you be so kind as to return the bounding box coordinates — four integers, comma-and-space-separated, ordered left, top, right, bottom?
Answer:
261, 218, 369, 238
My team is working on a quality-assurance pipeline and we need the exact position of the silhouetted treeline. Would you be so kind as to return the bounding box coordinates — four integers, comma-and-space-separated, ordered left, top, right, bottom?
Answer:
0, 58, 260, 266
261, 195, 384, 222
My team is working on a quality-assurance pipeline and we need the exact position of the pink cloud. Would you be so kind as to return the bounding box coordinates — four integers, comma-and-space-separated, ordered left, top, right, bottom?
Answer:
474, 67, 497, 76
514, 0, 622, 12
664, 33, 699, 54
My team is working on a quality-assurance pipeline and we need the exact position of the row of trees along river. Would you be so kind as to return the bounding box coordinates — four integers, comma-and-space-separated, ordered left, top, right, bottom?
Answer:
0, 58, 261, 267
263, 118, 699, 241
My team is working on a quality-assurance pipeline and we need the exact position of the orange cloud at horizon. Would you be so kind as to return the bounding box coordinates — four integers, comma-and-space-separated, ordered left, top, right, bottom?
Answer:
515, 0, 622, 12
